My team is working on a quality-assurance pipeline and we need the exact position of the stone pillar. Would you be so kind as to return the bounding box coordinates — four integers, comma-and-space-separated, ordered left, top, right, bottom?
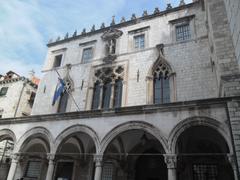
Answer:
164, 154, 177, 180
110, 82, 115, 108
46, 153, 55, 180
7, 153, 21, 180
94, 154, 103, 180
228, 154, 239, 180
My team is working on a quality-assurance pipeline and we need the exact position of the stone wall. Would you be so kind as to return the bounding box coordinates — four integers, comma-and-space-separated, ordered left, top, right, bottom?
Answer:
32, 2, 219, 115
224, 0, 240, 66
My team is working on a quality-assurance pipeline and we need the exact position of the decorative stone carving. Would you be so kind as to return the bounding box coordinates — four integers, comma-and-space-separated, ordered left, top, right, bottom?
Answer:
121, 17, 126, 23
81, 28, 86, 35
64, 33, 69, 39
166, 3, 172, 10
164, 154, 177, 169
47, 153, 55, 161
11, 153, 21, 163
101, 28, 123, 63
179, 0, 185, 6
131, 13, 137, 20
227, 154, 237, 169
94, 154, 103, 166
111, 16, 115, 26
100, 23, 105, 29
142, 10, 148, 17
56, 36, 61, 41
154, 7, 160, 14
91, 25, 96, 32
93, 66, 124, 83
72, 30, 77, 37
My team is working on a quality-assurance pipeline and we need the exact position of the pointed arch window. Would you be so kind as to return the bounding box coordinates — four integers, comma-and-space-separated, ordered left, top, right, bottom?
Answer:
153, 63, 171, 104
114, 78, 123, 108
92, 81, 101, 110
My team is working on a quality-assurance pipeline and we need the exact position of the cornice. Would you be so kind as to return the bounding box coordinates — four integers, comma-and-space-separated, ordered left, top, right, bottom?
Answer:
0, 96, 239, 125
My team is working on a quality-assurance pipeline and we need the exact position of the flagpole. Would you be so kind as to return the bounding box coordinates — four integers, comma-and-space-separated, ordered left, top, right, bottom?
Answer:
54, 68, 81, 112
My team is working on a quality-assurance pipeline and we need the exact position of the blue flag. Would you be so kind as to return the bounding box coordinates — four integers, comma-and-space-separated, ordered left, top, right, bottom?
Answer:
52, 78, 65, 105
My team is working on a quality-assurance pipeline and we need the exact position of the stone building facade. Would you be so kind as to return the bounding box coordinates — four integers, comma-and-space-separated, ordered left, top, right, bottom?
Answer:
0, 0, 240, 180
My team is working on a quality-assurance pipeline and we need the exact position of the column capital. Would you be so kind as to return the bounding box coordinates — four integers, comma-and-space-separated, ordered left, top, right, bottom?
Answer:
227, 154, 237, 169
164, 154, 177, 169
94, 154, 103, 167
10, 153, 21, 163
47, 153, 55, 161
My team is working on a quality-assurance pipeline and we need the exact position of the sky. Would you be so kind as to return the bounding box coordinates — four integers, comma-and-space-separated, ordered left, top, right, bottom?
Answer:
0, 0, 192, 78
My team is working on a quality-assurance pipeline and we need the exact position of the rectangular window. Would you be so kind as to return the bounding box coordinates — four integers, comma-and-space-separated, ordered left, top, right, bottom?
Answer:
53, 54, 63, 68
102, 163, 114, 180
193, 164, 218, 180
82, 47, 93, 63
25, 161, 41, 178
134, 34, 145, 50
176, 24, 191, 41
0, 87, 8, 96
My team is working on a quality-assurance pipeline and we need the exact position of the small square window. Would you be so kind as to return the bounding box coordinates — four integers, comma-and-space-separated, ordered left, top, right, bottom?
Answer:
176, 24, 191, 41
0, 87, 8, 96
82, 47, 93, 63
134, 34, 145, 50
53, 54, 62, 68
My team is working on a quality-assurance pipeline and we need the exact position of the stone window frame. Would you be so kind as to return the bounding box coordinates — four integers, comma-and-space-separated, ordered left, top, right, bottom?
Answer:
86, 63, 127, 110
82, 47, 94, 63
128, 26, 150, 52
79, 40, 97, 64
169, 15, 195, 43
50, 48, 67, 69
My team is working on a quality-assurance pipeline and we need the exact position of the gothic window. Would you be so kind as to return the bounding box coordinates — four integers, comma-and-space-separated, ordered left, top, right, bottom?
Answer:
92, 81, 101, 110
134, 34, 145, 50
53, 54, 62, 68
57, 90, 69, 113
82, 47, 93, 63
102, 80, 112, 109
91, 66, 124, 110
114, 78, 123, 108
153, 63, 171, 104
176, 23, 191, 41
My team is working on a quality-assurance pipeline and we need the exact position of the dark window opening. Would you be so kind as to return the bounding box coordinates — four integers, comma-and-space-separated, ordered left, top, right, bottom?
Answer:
113, 79, 123, 108
154, 74, 170, 104
102, 81, 112, 109
176, 24, 191, 41
53, 54, 63, 68
0, 87, 8, 96
92, 81, 101, 110
57, 90, 68, 113
193, 164, 218, 180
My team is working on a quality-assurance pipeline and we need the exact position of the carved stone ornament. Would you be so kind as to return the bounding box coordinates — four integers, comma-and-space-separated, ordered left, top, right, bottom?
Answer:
47, 153, 55, 161
152, 44, 173, 78
164, 154, 177, 169
11, 153, 22, 163
94, 66, 124, 83
101, 28, 123, 63
63, 64, 74, 92
94, 154, 103, 166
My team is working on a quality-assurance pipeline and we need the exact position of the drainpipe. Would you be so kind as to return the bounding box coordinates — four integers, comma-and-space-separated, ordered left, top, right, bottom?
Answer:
225, 102, 240, 180
13, 78, 27, 117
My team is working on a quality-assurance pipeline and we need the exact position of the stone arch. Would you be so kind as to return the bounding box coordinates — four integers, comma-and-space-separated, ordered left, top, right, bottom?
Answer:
0, 129, 16, 142
100, 121, 168, 154
168, 116, 233, 154
14, 126, 53, 153
53, 124, 100, 154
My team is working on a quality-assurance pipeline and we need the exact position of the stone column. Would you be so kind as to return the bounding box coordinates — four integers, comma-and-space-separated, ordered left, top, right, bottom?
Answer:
7, 153, 21, 180
228, 154, 239, 180
94, 154, 103, 180
110, 82, 115, 108
46, 153, 55, 180
164, 154, 177, 180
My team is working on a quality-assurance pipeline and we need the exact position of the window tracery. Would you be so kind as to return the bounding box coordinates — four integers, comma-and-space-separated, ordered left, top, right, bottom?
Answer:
91, 66, 124, 110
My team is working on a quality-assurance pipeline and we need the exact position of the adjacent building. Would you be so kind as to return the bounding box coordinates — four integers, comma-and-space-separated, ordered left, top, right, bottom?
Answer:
0, 0, 240, 180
